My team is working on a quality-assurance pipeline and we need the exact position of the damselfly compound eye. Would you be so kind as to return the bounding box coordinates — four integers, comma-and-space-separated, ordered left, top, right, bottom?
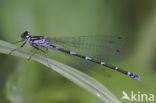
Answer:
21, 31, 30, 40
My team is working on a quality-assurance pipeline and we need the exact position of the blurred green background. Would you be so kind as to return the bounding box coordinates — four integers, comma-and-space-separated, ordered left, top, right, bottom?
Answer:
0, 0, 156, 103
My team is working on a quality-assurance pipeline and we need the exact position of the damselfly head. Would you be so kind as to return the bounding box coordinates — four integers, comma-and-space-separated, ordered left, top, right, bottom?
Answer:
21, 31, 31, 40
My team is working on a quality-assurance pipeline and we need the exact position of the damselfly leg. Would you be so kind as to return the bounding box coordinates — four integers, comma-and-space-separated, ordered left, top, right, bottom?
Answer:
27, 49, 38, 61
31, 45, 50, 67
9, 41, 27, 54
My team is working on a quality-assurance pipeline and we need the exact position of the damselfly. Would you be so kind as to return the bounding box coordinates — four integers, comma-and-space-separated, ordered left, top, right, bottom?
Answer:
9, 31, 140, 80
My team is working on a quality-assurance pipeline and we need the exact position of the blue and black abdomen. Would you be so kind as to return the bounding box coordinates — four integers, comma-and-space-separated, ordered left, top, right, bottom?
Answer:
50, 44, 140, 80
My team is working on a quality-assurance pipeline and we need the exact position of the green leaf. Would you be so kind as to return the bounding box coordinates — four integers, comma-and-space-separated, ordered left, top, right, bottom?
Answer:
0, 40, 120, 103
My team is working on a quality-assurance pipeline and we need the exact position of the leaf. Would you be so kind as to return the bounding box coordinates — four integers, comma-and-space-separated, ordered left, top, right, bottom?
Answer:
0, 40, 120, 103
